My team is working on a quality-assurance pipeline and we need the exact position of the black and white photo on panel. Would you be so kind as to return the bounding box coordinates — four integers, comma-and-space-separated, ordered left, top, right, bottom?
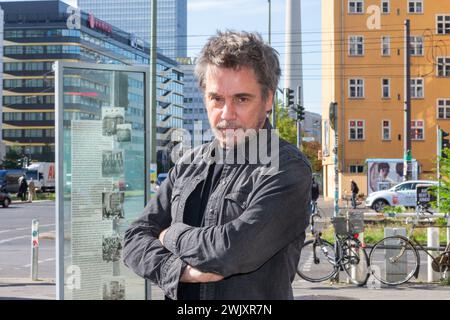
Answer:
115, 123, 132, 142
102, 234, 122, 263
102, 150, 124, 177
102, 276, 126, 300
102, 191, 125, 220
102, 107, 125, 136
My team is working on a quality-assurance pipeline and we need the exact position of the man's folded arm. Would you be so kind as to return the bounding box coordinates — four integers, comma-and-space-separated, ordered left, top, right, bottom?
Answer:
122, 165, 186, 300
163, 160, 312, 278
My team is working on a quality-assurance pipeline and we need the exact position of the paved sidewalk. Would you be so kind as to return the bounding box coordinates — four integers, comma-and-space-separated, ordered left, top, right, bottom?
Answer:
0, 278, 55, 300
1, 277, 449, 300
293, 279, 450, 300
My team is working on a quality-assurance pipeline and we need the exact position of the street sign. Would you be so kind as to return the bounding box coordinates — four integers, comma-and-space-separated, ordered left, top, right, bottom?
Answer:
416, 184, 436, 207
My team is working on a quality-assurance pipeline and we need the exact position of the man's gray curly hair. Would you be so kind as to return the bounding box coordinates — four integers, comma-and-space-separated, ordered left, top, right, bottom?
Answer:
195, 30, 281, 101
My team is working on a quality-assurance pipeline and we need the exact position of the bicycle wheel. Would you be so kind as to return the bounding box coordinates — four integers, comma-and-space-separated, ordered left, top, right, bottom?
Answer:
368, 236, 419, 285
341, 238, 370, 286
297, 238, 338, 282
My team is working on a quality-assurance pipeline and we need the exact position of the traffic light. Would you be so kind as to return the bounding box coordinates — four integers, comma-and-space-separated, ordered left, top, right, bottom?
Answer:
285, 88, 294, 108
441, 129, 450, 158
297, 105, 305, 121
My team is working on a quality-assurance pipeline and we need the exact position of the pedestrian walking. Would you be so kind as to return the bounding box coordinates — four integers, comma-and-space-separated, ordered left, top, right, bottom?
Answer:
311, 177, 320, 213
28, 178, 36, 203
18, 175, 28, 202
351, 179, 359, 209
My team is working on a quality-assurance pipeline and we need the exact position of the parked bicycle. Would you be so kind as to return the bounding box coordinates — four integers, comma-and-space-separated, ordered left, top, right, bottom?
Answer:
368, 205, 450, 286
297, 210, 370, 286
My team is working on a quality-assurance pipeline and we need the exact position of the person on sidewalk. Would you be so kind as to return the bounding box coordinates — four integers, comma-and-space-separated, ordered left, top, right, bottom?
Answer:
28, 178, 36, 203
311, 177, 320, 213
351, 179, 359, 209
18, 175, 28, 202
123, 31, 312, 300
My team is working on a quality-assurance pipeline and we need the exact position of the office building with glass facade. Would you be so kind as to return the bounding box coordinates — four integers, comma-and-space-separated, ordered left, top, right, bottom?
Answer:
177, 57, 211, 148
1, 1, 183, 166
77, 0, 187, 59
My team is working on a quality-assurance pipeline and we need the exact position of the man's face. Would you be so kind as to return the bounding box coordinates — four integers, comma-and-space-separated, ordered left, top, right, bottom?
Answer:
203, 65, 273, 148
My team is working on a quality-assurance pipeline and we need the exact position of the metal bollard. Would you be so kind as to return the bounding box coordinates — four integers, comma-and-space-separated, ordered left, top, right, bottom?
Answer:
31, 219, 39, 281
385, 228, 407, 284
447, 215, 450, 249
350, 232, 367, 283
427, 227, 440, 282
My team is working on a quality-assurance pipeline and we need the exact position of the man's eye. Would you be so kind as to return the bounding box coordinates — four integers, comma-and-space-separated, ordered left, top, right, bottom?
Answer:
237, 97, 249, 103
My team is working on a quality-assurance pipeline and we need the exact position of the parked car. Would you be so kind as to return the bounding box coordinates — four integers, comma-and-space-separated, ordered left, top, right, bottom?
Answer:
365, 180, 438, 212
0, 191, 12, 208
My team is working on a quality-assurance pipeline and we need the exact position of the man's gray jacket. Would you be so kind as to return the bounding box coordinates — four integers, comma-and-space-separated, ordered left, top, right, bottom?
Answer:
123, 121, 312, 300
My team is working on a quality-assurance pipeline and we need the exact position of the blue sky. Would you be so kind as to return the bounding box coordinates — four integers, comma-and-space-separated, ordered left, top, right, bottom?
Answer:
186, 0, 322, 115
4, 0, 323, 115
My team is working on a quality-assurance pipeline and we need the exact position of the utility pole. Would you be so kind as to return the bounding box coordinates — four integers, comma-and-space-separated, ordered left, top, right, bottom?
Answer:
268, 0, 276, 128
146, 0, 157, 301
403, 19, 412, 181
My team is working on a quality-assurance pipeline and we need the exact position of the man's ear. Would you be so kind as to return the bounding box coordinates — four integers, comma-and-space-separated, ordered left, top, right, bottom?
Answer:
265, 90, 274, 113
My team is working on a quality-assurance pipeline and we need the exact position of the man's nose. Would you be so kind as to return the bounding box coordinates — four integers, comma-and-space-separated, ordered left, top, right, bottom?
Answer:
221, 101, 237, 121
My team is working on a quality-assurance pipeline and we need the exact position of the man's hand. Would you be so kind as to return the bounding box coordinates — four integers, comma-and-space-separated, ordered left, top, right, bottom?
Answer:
159, 228, 168, 246
180, 265, 224, 283
159, 229, 223, 282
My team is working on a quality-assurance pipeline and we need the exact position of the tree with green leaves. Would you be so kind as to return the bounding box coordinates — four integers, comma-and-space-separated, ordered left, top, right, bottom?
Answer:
430, 148, 450, 213
0, 147, 21, 169
273, 103, 322, 173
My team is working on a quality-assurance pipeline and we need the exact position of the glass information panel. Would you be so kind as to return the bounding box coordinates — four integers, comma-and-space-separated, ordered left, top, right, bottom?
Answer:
56, 62, 149, 300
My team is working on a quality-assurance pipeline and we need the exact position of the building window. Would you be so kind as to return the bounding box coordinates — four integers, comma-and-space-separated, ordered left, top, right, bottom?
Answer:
437, 15, 450, 35
381, 36, 390, 56
411, 120, 424, 140
410, 36, 424, 55
3, 129, 22, 138
382, 78, 390, 98
349, 165, 364, 173
381, 0, 389, 13
24, 130, 43, 138
348, 0, 364, 13
349, 36, 364, 56
25, 46, 44, 54
437, 57, 450, 77
3, 113, 22, 121
382, 120, 391, 140
411, 78, 424, 98
349, 78, 364, 98
437, 99, 450, 119
349, 120, 365, 140
408, 0, 423, 13
4, 46, 24, 55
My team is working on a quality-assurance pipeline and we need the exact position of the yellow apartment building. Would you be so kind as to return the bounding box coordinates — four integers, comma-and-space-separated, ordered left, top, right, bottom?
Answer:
322, 0, 450, 200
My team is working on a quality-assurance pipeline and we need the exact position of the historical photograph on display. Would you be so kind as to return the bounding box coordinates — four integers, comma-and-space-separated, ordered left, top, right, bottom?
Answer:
102, 235, 122, 262
102, 150, 124, 177
115, 123, 132, 142
102, 192, 125, 220
102, 107, 125, 136
102, 277, 126, 300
